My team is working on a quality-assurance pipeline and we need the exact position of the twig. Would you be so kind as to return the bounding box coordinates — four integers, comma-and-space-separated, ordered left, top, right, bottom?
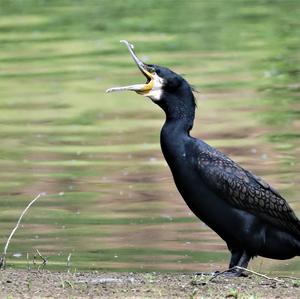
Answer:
33, 254, 37, 267
235, 266, 284, 283
206, 266, 284, 284
26, 252, 30, 270
67, 253, 72, 272
277, 275, 300, 281
35, 248, 47, 268
0, 193, 43, 269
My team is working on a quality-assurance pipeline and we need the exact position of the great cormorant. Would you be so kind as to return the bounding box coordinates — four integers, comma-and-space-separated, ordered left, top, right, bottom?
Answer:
107, 40, 300, 276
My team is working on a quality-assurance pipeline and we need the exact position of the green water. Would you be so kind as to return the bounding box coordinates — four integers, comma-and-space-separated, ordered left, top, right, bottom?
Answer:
0, 0, 299, 274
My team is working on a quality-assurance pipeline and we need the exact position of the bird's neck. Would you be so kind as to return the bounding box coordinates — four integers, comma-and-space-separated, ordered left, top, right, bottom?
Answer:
163, 104, 195, 136
158, 91, 196, 159
163, 116, 194, 137
156, 92, 196, 134
160, 115, 194, 164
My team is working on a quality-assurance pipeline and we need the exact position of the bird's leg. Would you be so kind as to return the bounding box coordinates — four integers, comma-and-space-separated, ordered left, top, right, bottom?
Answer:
195, 251, 251, 277
194, 250, 244, 276
229, 249, 243, 269
230, 251, 251, 277
195, 250, 246, 276
236, 251, 251, 273
237, 251, 251, 268
222, 249, 243, 275
221, 251, 251, 277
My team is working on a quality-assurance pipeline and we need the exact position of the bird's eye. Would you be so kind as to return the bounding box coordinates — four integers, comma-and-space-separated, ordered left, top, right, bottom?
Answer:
147, 66, 156, 73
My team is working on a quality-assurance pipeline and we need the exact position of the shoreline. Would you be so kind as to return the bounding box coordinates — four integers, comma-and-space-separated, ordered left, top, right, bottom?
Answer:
1, 269, 299, 298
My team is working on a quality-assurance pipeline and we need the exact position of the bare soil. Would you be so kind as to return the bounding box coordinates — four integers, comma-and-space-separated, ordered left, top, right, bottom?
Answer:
1, 269, 300, 298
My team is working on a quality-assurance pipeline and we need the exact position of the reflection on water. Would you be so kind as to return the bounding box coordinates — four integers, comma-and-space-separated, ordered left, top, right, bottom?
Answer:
0, 0, 299, 274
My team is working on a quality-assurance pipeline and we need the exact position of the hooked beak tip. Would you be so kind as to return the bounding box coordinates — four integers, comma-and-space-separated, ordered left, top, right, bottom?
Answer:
105, 40, 154, 94
120, 40, 134, 49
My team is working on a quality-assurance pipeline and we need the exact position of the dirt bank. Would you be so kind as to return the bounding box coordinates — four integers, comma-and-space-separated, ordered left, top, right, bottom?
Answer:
0, 269, 299, 298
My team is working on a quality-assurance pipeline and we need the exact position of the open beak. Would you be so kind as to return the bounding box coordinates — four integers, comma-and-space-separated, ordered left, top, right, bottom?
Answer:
106, 40, 154, 94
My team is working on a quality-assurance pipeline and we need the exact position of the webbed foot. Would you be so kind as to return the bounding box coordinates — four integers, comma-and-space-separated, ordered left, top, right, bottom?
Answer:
213, 268, 248, 278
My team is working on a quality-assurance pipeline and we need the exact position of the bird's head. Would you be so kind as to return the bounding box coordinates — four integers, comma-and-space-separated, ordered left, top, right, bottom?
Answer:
106, 41, 196, 120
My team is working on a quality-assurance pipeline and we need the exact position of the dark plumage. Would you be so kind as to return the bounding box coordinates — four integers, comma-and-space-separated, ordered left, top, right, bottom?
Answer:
107, 41, 300, 275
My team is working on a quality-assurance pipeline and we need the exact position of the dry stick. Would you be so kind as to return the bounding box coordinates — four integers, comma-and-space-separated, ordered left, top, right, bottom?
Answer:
33, 254, 37, 267
235, 266, 284, 283
35, 248, 47, 267
277, 275, 300, 281
67, 253, 72, 272
207, 266, 284, 284
1, 193, 42, 269
26, 252, 30, 270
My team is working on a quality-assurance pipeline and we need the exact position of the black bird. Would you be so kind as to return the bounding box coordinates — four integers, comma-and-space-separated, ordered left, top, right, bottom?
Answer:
107, 40, 300, 276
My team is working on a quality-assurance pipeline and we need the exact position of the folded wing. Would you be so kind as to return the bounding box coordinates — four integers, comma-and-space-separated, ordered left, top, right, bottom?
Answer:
195, 147, 300, 238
